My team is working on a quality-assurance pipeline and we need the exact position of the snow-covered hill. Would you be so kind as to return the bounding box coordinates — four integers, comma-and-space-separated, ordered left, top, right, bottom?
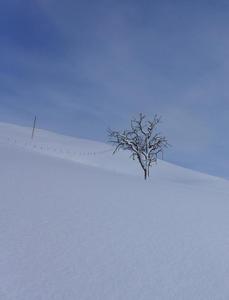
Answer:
1, 122, 229, 300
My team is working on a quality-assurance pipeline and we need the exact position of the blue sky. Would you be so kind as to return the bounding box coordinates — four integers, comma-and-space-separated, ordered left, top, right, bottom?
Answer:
0, 0, 229, 178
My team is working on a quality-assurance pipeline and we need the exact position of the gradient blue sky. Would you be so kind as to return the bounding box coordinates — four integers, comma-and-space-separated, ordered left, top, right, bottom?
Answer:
0, 0, 229, 178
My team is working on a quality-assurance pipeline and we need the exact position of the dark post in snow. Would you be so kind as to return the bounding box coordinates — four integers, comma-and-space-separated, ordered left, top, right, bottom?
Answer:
108, 113, 169, 180
31, 116, 37, 139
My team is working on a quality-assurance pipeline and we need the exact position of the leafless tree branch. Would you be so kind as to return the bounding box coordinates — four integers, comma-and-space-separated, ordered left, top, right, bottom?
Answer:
108, 113, 169, 180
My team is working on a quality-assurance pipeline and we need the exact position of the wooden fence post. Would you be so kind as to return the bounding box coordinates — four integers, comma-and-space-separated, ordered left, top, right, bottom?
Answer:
31, 116, 37, 139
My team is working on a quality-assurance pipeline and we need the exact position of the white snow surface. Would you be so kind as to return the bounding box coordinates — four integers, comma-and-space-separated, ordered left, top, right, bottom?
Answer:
1, 122, 229, 300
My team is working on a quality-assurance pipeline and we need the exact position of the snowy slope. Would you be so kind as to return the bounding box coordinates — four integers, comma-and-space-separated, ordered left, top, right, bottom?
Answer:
1, 122, 229, 300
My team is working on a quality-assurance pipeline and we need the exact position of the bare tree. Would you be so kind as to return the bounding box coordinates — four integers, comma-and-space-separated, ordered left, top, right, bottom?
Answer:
108, 113, 169, 180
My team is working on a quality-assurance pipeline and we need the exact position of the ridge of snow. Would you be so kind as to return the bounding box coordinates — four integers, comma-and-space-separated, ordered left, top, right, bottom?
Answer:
0, 122, 225, 182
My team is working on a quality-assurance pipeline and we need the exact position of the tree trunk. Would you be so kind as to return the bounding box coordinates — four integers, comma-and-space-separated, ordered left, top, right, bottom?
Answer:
144, 169, 149, 180
144, 166, 150, 180
144, 169, 147, 180
147, 165, 150, 179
